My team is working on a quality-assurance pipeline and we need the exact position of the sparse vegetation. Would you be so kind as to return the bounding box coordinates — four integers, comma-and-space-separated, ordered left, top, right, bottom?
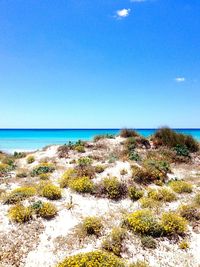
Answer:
128, 186, 144, 201
129, 261, 150, 267
3, 186, 37, 204
141, 236, 157, 249
120, 128, 139, 138
26, 155, 35, 164
161, 212, 187, 235
31, 163, 55, 176
69, 176, 94, 193
38, 182, 62, 200
179, 240, 189, 250
169, 180, 193, 194
178, 204, 200, 221
37, 202, 57, 219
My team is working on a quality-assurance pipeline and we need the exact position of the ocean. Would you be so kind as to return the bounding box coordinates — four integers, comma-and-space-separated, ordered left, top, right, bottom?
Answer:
0, 129, 200, 153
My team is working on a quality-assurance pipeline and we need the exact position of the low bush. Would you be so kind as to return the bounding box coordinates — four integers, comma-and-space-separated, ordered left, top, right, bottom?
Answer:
68, 176, 94, 194
161, 212, 187, 235
57, 251, 125, 267
102, 227, 126, 256
39, 182, 62, 200
16, 169, 28, 178
125, 210, 162, 237
120, 128, 139, 138
58, 145, 69, 158
140, 197, 161, 210
8, 204, 33, 223
147, 188, 176, 202
141, 236, 157, 249
39, 173, 50, 180
75, 145, 85, 153
59, 168, 77, 188
120, 169, 128, 176
98, 177, 127, 200
169, 180, 192, 194
129, 261, 150, 267
194, 193, 200, 206
128, 186, 144, 201
26, 155, 35, 164
94, 134, 115, 142
77, 157, 92, 167
152, 127, 199, 152
14, 151, 26, 158
178, 204, 200, 221
173, 145, 190, 157
3, 186, 37, 204
95, 164, 106, 173
37, 202, 57, 219
81, 216, 103, 236
179, 240, 189, 250
0, 163, 13, 174
31, 163, 55, 176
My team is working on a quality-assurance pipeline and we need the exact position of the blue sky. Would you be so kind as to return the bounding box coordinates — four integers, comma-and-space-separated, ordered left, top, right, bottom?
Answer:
0, 0, 199, 128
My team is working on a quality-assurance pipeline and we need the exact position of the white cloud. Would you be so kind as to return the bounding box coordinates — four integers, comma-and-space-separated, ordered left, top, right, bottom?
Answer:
116, 8, 131, 19
175, 77, 186, 83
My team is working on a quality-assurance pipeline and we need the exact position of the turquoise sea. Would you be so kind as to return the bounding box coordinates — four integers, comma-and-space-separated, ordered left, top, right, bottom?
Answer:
0, 129, 200, 153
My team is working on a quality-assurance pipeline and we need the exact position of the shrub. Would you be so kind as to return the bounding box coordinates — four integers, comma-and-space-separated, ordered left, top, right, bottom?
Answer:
194, 193, 200, 206
120, 169, 128, 176
126, 210, 162, 237
102, 227, 126, 256
0, 163, 12, 174
14, 151, 26, 158
179, 240, 189, 250
16, 169, 28, 178
59, 168, 77, 188
147, 188, 176, 202
152, 127, 199, 152
39, 182, 62, 200
77, 157, 92, 167
26, 155, 35, 164
39, 173, 50, 180
178, 204, 200, 221
57, 251, 125, 267
1, 156, 16, 170
94, 134, 115, 142
37, 202, 57, 219
81, 216, 103, 236
169, 180, 192, 194
140, 197, 161, 210
31, 163, 55, 176
99, 177, 127, 200
68, 176, 94, 193
3, 186, 37, 204
129, 260, 150, 267
120, 128, 139, 138
75, 145, 85, 153
174, 145, 190, 157
128, 186, 144, 201
161, 212, 187, 235
58, 145, 69, 158
141, 236, 157, 249
95, 165, 106, 173
8, 204, 33, 223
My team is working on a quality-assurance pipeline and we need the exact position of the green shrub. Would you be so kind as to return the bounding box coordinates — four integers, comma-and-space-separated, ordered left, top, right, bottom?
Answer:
81, 216, 103, 236
77, 157, 92, 167
39, 182, 62, 200
8, 204, 33, 223
178, 204, 200, 221
59, 168, 77, 188
3, 186, 37, 204
141, 236, 157, 249
31, 163, 55, 176
194, 193, 200, 206
140, 197, 161, 210
14, 151, 26, 158
161, 212, 187, 235
75, 145, 85, 153
174, 145, 190, 157
94, 134, 115, 142
152, 127, 199, 152
147, 188, 176, 202
0, 163, 12, 174
126, 210, 162, 237
16, 169, 28, 178
37, 202, 57, 219
39, 173, 50, 180
102, 227, 126, 256
27, 155, 35, 164
95, 165, 106, 173
129, 261, 150, 267
68, 176, 94, 193
128, 186, 144, 201
179, 240, 189, 250
120, 128, 139, 138
169, 180, 192, 194
99, 177, 127, 200
57, 251, 125, 267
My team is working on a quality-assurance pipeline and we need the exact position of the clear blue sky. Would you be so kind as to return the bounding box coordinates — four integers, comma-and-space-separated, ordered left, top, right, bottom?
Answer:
0, 0, 199, 128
